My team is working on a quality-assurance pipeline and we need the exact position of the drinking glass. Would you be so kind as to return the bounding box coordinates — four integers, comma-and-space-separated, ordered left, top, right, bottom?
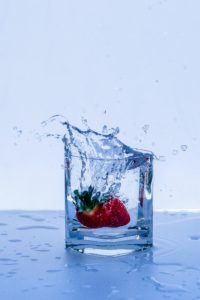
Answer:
64, 146, 153, 255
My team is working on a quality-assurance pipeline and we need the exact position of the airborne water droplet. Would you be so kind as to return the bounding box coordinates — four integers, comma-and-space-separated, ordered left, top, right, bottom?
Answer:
158, 156, 166, 162
180, 145, 188, 151
172, 149, 178, 155
142, 124, 150, 134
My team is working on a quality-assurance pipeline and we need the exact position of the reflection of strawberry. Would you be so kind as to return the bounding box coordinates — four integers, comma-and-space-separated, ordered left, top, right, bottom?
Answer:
73, 186, 130, 228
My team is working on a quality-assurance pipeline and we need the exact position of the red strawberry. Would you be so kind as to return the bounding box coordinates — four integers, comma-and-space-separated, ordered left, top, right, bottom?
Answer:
73, 187, 130, 228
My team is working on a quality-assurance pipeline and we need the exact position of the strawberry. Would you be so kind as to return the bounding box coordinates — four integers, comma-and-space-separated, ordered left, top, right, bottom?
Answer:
73, 186, 130, 228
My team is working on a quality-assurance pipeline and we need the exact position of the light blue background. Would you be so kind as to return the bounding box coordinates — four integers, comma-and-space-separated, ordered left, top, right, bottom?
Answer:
0, 0, 200, 210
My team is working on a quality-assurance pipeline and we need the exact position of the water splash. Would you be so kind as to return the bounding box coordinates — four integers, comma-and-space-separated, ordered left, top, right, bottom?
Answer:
38, 116, 152, 201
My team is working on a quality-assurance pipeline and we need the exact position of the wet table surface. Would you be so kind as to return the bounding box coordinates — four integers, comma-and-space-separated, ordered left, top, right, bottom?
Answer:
0, 211, 200, 300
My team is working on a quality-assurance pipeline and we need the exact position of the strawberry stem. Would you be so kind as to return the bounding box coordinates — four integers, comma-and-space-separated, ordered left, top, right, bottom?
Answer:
73, 186, 109, 212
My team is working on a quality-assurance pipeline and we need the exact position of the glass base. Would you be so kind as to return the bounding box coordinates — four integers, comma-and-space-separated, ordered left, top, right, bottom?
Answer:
66, 244, 152, 256
65, 228, 152, 256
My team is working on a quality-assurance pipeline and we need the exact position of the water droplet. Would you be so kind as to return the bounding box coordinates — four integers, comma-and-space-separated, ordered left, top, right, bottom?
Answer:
44, 284, 55, 288
81, 117, 89, 129
82, 284, 92, 289
13, 126, 22, 137
158, 156, 166, 161
16, 225, 58, 230
142, 124, 150, 134
0, 223, 7, 226
181, 145, 188, 151
8, 271, 16, 275
172, 149, 178, 155
148, 276, 187, 293
19, 215, 45, 222
61, 289, 75, 294
84, 266, 99, 272
8, 239, 21, 243
46, 269, 62, 273
35, 249, 49, 252
102, 125, 108, 134
107, 288, 120, 298
190, 235, 200, 240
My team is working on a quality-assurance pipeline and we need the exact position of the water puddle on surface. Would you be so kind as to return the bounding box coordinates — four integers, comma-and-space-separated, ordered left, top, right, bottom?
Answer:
147, 276, 188, 293
153, 236, 182, 258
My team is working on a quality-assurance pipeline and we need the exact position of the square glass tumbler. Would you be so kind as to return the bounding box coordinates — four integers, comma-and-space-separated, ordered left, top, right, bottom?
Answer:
64, 148, 153, 255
